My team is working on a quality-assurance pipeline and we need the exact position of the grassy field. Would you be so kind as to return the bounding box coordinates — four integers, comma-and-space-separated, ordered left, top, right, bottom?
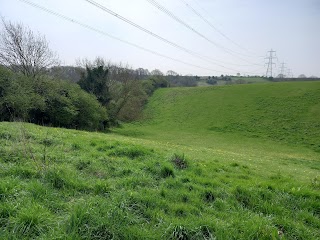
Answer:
197, 76, 269, 86
117, 81, 320, 153
1, 81, 320, 239
230, 77, 270, 84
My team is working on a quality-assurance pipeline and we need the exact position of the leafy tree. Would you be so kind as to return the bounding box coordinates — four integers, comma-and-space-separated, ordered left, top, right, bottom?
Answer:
36, 78, 107, 130
110, 80, 148, 121
68, 84, 108, 130
77, 59, 147, 124
150, 76, 169, 88
78, 65, 110, 106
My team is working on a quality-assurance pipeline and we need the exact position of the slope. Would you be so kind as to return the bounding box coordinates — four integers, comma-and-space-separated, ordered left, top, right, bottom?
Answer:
0, 122, 319, 239
116, 81, 320, 153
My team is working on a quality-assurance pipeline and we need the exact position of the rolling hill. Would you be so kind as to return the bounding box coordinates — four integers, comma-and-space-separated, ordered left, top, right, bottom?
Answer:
117, 81, 320, 153
1, 81, 320, 239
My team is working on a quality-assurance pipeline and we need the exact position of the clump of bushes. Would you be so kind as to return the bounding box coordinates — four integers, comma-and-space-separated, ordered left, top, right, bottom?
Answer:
0, 67, 107, 131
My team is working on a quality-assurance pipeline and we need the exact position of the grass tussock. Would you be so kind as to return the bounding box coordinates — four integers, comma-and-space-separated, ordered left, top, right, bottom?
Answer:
171, 153, 188, 169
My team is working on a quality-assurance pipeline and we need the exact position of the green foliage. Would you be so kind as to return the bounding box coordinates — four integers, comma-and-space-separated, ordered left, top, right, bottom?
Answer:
150, 75, 169, 88
0, 66, 107, 130
206, 78, 217, 85
0, 67, 45, 120
78, 64, 151, 124
109, 80, 148, 122
78, 65, 110, 106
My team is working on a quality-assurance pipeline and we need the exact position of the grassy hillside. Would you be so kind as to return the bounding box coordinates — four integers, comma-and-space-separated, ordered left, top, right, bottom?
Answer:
197, 77, 269, 86
1, 81, 320, 239
0, 120, 320, 239
118, 81, 320, 153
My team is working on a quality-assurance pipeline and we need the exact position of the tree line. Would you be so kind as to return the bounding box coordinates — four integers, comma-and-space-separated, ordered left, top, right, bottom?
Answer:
0, 19, 198, 131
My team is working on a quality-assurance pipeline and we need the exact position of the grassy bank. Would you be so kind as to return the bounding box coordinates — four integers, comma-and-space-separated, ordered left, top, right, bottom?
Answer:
1, 81, 320, 239
117, 81, 320, 153
0, 122, 319, 239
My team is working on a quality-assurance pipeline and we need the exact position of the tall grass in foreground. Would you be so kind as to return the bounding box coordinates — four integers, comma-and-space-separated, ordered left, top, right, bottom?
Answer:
0, 122, 319, 239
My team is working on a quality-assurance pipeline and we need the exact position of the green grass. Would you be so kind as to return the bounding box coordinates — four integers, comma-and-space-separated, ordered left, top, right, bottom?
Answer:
1, 81, 320, 239
197, 77, 269, 86
230, 76, 270, 83
117, 81, 320, 153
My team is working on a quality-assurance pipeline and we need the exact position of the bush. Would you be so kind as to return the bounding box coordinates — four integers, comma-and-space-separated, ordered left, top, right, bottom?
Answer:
206, 79, 217, 85
0, 67, 45, 121
0, 67, 108, 131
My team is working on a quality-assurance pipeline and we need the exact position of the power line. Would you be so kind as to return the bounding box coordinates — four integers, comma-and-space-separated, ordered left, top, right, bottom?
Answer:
84, 0, 203, 61
16, 0, 226, 73
17, 0, 262, 75
84, 0, 261, 73
190, 0, 266, 59
180, 0, 255, 56
190, 0, 223, 28
146, 0, 262, 64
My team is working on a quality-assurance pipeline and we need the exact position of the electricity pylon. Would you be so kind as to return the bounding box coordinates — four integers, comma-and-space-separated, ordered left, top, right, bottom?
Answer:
265, 49, 277, 77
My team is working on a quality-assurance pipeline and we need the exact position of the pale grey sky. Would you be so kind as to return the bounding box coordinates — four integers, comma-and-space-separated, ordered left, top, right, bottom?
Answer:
1, 0, 319, 77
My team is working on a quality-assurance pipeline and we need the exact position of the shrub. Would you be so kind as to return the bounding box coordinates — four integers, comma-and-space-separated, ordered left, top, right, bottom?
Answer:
0, 67, 108, 131
0, 67, 45, 121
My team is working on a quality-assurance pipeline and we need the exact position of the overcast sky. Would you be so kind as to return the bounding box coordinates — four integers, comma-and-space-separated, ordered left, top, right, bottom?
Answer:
1, 0, 319, 77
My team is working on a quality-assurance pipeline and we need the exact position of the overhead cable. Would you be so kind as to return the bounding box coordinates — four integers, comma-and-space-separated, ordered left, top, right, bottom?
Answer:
84, 0, 262, 73
17, 0, 233, 73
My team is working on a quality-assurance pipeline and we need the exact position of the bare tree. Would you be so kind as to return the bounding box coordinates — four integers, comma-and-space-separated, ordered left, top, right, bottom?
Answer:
166, 70, 178, 76
298, 74, 306, 78
0, 19, 59, 77
150, 69, 163, 76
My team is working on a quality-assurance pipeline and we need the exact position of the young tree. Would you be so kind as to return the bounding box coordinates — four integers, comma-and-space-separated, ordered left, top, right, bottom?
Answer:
0, 19, 59, 78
